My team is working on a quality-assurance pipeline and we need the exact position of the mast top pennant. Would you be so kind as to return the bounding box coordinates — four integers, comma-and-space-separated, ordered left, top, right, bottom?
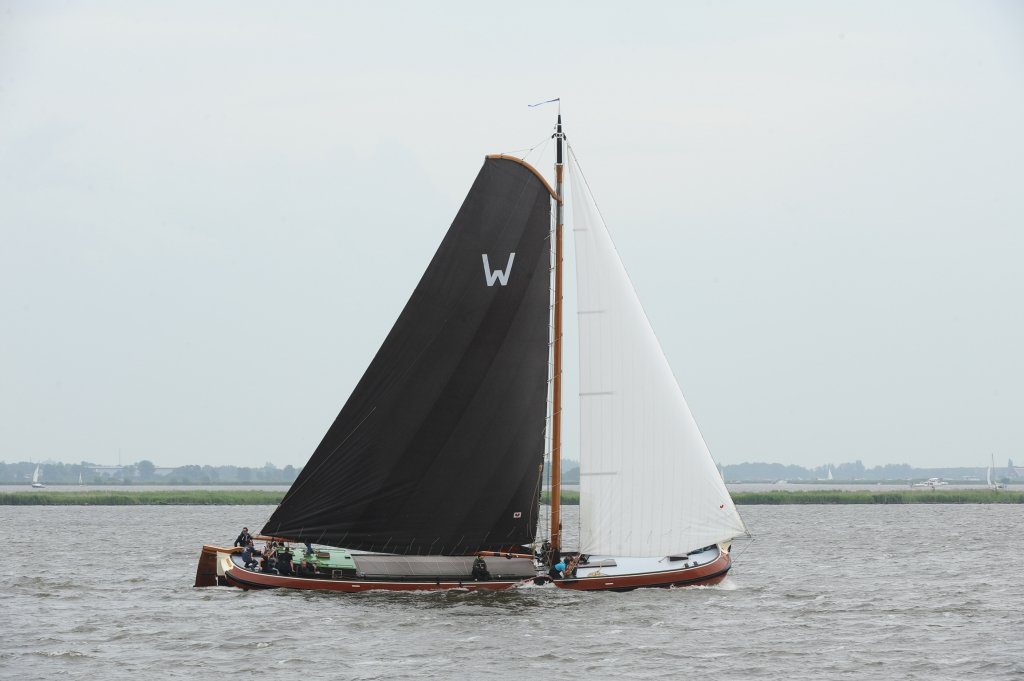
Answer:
528, 98, 560, 108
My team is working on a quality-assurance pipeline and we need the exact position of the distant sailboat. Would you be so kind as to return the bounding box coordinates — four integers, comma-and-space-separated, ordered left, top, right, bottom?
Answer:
195, 112, 748, 592
78, 472, 84, 486
31, 465, 45, 489
912, 477, 948, 489
987, 454, 1005, 490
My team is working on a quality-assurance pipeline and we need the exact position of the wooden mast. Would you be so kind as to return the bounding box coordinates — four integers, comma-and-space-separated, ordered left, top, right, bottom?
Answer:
551, 112, 566, 556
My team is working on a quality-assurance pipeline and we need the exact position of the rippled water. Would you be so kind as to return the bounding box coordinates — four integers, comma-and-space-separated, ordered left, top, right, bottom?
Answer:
3, 504, 1021, 680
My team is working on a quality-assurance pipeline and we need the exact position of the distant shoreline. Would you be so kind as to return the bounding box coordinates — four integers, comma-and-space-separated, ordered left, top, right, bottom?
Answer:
1, 489, 1022, 506
0, 490, 285, 505
731, 489, 1023, 504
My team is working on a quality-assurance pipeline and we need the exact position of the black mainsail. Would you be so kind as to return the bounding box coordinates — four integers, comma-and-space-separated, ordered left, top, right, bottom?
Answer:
263, 157, 553, 555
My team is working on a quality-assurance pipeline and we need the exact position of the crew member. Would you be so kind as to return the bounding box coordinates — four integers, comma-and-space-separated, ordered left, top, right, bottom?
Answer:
471, 555, 490, 581
234, 527, 253, 547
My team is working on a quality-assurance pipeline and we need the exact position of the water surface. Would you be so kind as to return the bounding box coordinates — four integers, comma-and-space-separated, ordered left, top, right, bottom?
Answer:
3, 504, 1021, 680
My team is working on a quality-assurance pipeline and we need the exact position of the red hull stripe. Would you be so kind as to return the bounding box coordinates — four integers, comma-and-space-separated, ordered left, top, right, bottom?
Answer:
213, 550, 731, 593
223, 567, 523, 592
554, 552, 732, 591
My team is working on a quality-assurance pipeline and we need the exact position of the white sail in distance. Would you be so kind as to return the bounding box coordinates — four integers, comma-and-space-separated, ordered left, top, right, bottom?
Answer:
569, 151, 747, 557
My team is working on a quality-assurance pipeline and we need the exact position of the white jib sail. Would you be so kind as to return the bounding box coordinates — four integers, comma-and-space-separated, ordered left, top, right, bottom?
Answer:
569, 153, 747, 558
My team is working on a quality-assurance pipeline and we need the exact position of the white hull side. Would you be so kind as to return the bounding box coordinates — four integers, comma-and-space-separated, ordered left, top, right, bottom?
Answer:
573, 545, 722, 579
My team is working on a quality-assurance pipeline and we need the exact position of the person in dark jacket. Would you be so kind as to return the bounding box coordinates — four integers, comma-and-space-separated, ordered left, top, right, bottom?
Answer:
277, 545, 294, 576
234, 527, 253, 547
471, 555, 491, 581
536, 539, 552, 564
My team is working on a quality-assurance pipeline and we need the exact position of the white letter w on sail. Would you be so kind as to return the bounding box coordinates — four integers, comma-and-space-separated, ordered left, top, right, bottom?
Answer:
482, 253, 515, 287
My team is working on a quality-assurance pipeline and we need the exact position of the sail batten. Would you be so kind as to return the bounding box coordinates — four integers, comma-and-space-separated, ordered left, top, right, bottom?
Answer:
570, 153, 746, 557
262, 157, 552, 555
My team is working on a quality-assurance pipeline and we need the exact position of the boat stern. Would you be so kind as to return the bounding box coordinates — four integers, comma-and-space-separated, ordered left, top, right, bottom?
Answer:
194, 545, 238, 587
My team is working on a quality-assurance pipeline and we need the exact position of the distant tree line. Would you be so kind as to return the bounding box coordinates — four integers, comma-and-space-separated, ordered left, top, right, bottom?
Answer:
722, 459, 1019, 483
542, 459, 580, 484
2, 457, 1017, 485
0, 460, 301, 485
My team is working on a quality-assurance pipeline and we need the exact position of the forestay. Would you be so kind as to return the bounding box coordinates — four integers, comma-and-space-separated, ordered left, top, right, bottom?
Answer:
570, 154, 747, 557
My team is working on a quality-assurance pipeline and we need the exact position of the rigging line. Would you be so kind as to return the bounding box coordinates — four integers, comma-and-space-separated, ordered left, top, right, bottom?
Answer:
500, 145, 538, 156
499, 135, 549, 161
730, 535, 755, 565
539, 144, 557, 548
522, 137, 553, 178
565, 143, 614, 234
523, 139, 542, 165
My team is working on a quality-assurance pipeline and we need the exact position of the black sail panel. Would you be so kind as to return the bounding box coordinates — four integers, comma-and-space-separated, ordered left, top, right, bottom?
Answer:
262, 157, 552, 554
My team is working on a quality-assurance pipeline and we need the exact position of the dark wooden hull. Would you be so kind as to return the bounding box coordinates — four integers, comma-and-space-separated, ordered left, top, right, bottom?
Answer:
552, 550, 732, 592
195, 545, 528, 592
222, 566, 525, 592
196, 545, 732, 593
194, 544, 237, 587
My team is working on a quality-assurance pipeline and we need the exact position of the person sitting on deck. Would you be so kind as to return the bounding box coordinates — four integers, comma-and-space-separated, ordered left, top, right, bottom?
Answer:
242, 540, 258, 569
471, 555, 490, 581
234, 527, 253, 547
277, 546, 294, 576
553, 559, 567, 580
300, 559, 317, 577
260, 541, 277, 573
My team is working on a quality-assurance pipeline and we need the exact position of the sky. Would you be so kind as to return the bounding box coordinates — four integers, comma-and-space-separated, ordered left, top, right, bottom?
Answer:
1, 1, 1021, 469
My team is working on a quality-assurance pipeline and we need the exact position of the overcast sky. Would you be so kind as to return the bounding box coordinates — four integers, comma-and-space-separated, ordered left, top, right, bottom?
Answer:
1, 1, 1021, 469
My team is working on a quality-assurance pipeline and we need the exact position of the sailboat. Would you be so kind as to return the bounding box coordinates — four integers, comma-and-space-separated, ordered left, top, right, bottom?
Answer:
195, 113, 748, 592
31, 465, 45, 489
987, 454, 1005, 490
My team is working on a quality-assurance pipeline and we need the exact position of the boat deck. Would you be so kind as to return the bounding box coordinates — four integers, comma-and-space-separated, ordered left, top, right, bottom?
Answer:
574, 545, 721, 579
231, 551, 537, 583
